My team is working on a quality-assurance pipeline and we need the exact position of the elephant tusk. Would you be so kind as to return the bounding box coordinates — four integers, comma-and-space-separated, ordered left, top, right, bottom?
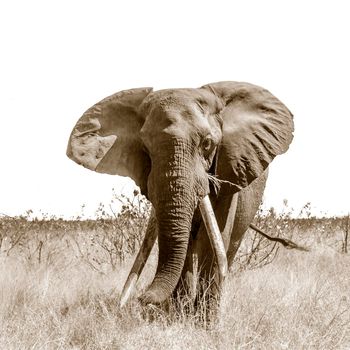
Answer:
199, 195, 228, 286
120, 209, 157, 308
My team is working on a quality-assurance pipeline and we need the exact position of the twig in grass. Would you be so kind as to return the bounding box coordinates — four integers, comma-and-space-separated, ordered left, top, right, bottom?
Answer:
250, 223, 310, 252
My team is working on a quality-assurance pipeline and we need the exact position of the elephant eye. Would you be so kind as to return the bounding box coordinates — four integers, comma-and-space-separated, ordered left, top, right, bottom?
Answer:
202, 136, 213, 152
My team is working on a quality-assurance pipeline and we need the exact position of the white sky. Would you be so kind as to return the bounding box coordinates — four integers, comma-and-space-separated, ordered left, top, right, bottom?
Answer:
0, 1, 349, 218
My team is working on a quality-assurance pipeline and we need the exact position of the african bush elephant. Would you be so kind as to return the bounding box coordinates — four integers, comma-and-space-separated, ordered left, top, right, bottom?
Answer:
67, 81, 294, 307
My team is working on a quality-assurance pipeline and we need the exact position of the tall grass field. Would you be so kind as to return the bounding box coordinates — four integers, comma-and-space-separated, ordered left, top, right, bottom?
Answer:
1, 195, 349, 349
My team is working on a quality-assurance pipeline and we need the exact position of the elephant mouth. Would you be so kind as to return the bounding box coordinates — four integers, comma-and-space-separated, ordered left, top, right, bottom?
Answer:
119, 194, 227, 307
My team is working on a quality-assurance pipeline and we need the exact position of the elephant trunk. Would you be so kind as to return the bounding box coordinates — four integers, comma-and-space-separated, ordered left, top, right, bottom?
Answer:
140, 174, 196, 305
140, 140, 199, 305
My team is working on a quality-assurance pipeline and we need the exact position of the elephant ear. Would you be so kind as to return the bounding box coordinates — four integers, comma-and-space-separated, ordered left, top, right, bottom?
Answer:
67, 87, 153, 194
202, 81, 294, 189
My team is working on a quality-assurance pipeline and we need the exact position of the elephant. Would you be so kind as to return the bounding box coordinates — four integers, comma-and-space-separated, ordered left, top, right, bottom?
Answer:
66, 81, 294, 308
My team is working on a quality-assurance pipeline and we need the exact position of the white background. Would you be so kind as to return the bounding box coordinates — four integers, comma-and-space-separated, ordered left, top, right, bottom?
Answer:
1, 1, 349, 218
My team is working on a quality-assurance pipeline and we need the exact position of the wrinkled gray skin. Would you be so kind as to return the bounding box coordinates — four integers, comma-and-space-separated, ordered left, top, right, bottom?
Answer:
67, 81, 294, 306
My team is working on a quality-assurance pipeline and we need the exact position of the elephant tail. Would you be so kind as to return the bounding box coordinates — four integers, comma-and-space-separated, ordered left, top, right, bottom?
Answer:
249, 224, 310, 252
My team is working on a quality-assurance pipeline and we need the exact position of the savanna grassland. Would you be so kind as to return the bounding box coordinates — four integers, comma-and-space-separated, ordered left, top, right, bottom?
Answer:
1, 195, 350, 350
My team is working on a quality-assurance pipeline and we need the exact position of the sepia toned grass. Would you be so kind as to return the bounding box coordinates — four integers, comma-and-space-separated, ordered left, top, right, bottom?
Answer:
1, 199, 350, 349
220, 249, 350, 349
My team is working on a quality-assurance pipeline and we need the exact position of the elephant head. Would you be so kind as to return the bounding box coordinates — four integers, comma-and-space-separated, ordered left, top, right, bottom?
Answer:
67, 81, 294, 305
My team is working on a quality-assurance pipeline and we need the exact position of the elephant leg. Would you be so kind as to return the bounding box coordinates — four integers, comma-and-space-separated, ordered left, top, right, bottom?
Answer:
190, 171, 268, 306
227, 171, 268, 268
172, 171, 267, 313
180, 185, 238, 316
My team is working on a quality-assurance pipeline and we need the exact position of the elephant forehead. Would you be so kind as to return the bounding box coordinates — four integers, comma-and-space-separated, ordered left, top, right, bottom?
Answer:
141, 101, 212, 139
141, 88, 221, 115
140, 89, 223, 147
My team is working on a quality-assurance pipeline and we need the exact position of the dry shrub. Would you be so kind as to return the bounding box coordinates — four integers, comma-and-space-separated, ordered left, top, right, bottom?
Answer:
235, 201, 349, 270
0, 191, 151, 272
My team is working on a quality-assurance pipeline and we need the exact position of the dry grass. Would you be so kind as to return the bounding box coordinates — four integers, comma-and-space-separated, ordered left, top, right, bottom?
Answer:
1, 201, 350, 349
1, 245, 350, 349
220, 249, 350, 349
